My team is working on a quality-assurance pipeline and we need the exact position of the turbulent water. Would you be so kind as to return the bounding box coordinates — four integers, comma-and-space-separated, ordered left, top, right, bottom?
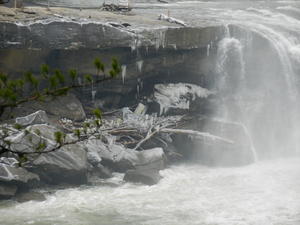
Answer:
0, 159, 300, 225
2, 1, 300, 224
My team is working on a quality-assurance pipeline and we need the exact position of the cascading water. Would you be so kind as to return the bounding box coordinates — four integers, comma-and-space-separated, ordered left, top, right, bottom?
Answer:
1, 1, 300, 225
212, 15, 300, 159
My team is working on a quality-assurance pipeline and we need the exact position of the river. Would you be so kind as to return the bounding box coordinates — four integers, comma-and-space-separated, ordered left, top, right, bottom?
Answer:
1, 1, 300, 224
0, 158, 299, 225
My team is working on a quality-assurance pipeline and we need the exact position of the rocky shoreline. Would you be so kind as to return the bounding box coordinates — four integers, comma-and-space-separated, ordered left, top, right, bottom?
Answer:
0, 82, 255, 202
0, 3, 255, 203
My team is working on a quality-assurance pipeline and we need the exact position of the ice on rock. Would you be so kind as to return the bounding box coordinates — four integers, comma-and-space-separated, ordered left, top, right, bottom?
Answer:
136, 60, 143, 73
121, 65, 127, 84
154, 83, 213, 115
134, 103, 147, 115
91, 90, 97, 102
155, 30, 166, 50
77, 77, 82, 85
122, 107, 154, 132
207, 44, 210, 56
16, 110, 49, 126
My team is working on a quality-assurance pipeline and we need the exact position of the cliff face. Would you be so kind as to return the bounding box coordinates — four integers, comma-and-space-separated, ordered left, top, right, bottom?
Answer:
0, 5, 224, 109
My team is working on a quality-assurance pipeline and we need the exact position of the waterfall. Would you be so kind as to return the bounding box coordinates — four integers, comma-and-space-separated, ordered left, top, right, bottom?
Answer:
214, 17, 300, 158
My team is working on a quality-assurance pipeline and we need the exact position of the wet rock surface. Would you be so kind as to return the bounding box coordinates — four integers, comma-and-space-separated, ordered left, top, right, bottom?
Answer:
86, 138, 166, 173
30, 143, 88, 185
4, 93, 86, 122
15, 191, 46, 203
0, 183, 17, 200
124, 167, 162, 185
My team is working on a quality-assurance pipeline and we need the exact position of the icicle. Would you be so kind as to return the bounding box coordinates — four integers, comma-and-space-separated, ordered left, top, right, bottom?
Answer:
224, 24, 231, 38
137, 83, 140, 97
207, 44, 210, 56
121, 65, 127, 84
77, 77, 82, 85
131, 39, 137, 52
137, 78, 141, 98
155, 30, 166, 50
136, 60, 143, 73
155, 38, 160, 50
91, 90, 97, 102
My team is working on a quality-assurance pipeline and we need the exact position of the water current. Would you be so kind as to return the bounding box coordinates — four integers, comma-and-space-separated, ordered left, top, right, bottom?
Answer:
1, 1, 300, 224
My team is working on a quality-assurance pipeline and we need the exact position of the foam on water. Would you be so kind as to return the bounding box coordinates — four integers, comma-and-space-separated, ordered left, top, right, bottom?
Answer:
0, 159, 299, 225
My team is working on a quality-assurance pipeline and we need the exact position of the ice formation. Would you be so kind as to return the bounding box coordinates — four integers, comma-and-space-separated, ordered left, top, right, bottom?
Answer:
154, 83, 213, 115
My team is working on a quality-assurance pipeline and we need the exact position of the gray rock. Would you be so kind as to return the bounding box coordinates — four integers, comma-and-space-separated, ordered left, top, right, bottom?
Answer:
16, 191, 46, 203
86, 139, 134, 172
5, 124, 77, 154
30, 143, 88, 184
0, 163, 40, 185
5, 93, 86, 122
0, 21, 137, 50
124, 168, 162, 185
86, 138, 165, 172
0, 183, 17, 200
87, 163, 113, 183
133, 148, 165, 170
15, 110, 49, 127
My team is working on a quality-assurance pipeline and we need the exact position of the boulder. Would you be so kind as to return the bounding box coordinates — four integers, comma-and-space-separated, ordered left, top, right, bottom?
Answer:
16, 191, 46, 203
0, 163, 39, 185
87, 163, 113, 184
29, 143, 88, 185
124, 168, 162, 185
5, 124, 77, 154
86, 138, 134, 172
133, 148, 165, 170
5, 93, 86, 121
152, 83, 213, 116
86, 138, 165, 173
0, 183, 17, 200
15, 110, 49, 127
88, 163, 112, 179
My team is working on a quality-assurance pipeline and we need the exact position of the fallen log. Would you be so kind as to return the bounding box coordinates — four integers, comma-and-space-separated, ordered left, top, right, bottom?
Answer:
160, 128, 234, 144
158, 14, 187, 27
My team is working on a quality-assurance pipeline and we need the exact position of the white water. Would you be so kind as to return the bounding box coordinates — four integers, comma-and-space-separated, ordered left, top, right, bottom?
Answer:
1, 159, 300, 225
2, 1, 300, 224
193, 0, 300, 158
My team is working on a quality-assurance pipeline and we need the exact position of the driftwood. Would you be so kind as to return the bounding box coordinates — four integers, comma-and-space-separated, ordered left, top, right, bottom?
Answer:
160, 128, 234, 144
131, 123, 234, 150
134, 125, 160, 150
158, 14, 187, 27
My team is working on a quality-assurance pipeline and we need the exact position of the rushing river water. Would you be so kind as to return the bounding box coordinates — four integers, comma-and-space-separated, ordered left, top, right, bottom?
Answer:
2, 0, 300, 224
0, 158, 300, 225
